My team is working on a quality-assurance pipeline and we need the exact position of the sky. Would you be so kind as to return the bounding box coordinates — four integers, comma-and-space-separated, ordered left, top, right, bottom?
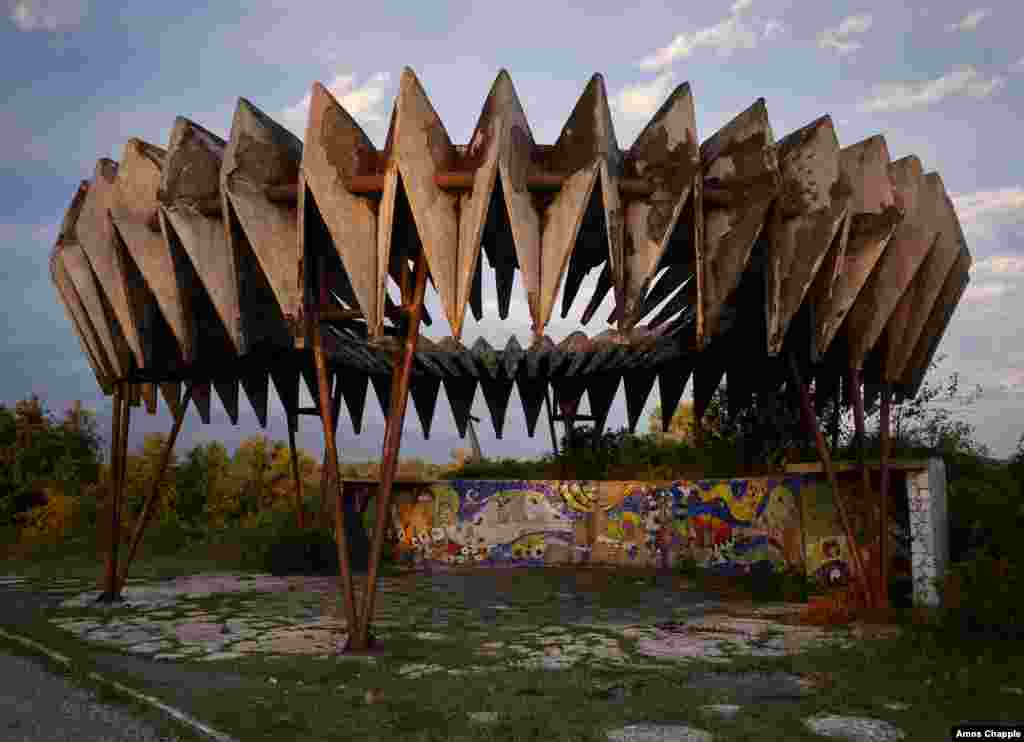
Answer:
2, 0, 1023, 465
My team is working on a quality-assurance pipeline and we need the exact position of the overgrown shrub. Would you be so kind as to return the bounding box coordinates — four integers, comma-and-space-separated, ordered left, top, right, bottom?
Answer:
263, 526, 340, 576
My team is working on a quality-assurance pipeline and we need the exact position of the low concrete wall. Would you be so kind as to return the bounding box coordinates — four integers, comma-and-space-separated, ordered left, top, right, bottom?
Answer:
346, 458, 946, 604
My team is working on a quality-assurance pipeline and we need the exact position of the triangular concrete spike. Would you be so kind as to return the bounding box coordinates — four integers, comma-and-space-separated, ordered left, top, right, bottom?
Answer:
899, 249, 970, 399
693, 354, 726, 423
382, 68, 461, 334
649, 278, 694, 329
581, 262, 612, 325
658, 363, 692, 433
341, 372, 368, 434
111, 138, 193, 364
622, 82, 700, 326
469, 255, 483, 321
639, 264, 692, 321
410, 374, 441, 439
537, 163, 600, 333
480, 189, 519, 321
479, 375, 515, 439
515, 372, 546, 438
586, 373, 620, 435
159, 382, 181, 418
214, 379, 239, 425
442, 375, 478, 438
503, 335, 525, 378
370, 373, 392, 420
814, 135, 901, 358
77, 158, 146, 369
270, 366, 301, 420
766, 115, 849, 355
51, 254, 111, 391
161, 117, 244, 355
886, 173, 965, 382
552, 377, 586, 417
845, 155, 940, 370
624, 368, 657, 433
300, 363, 320, 404
301, 82, 381, 335
62, 242, 129, 379
192, 381, 212, 424
223, 98, 303, 330
698, 98, 779, 348
141, 383, 158, 415
240, 370, 269, 428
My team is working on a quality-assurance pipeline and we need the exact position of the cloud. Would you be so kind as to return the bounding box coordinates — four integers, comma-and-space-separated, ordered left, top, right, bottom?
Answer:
8, 0, 86, 31
280, 72, 391, 137
856, 65, 1005, 113
637, 1, 783, 70
971, 255, 1024, 277
817, 14, 872, 56
951, 187, 1024, 238
964, 282, 1013, 304
611, 73, 675, 121
947, 9, 990, 32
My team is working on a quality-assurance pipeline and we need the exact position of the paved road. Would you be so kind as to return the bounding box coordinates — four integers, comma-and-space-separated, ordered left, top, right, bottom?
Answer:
0, 648, 191, 742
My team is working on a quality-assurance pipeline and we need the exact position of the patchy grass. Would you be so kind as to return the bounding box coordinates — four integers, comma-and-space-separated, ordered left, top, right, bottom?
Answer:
4, 559, 1024, 741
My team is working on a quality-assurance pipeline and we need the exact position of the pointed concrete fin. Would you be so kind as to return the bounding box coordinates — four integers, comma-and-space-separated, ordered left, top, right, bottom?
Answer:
649, 278, 694, 329
300, 363, 320, 405
59, 180, 90, 242
370, 374, 391, 419
886, 173, 965, 381
241, 370, 269, 428
192, 381, 212, 424
515, 372, 546, 437
625, 368, 658, 433
214, 379, 239, 425
581, 262, 612, 325
443, 375, 478, 438
658, 363, 692, 433
223, 98, 303, 327
161, 118, 243, 355
479, 375, 515, 439
899, 249, 970, 399
586, 373, 620, 435
271, 366, 301, 420
537, 164, 600, 332
766, 116, 848, 355
77, 159, 145, 369
480, 181, 519, 321
469, 256, 483, 321
623, 82, 700, 324
503, 335, 525, 378
552, 377, 586, 418
339, 372, 368, 434
410, 375, 441, 439
301, 82, 380, 335
62, 241, 128, 378
638, 264, 691, 321
382, 68, 460, 333
159, 382, 181, 418
112, 138, 193, 364
814, 135, 900, 358
693, 354, 726, 423
52, 249, 113, 383
846, 156, 938, 369
698, 99, 779, 348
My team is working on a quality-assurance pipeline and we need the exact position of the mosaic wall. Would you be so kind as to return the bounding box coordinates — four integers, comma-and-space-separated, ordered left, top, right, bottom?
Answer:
388, 476, 814, 577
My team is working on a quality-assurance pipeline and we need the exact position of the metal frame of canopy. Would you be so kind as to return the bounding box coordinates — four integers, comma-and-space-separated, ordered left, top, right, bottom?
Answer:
49, 67, 970, 649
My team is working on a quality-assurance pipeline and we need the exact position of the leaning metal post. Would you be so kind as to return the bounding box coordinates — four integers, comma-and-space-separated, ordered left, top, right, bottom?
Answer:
287, 416, 306, 529
791, 355, 874, 610
118, 383, 194, 591
878, 383, 892, 608
848, 365, 878, 602
100, 384, 125, 602
354, 248, 429, 649
310, 257, 359, 644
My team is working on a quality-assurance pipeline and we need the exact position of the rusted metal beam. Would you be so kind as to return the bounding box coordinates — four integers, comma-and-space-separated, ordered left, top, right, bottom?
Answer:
847, 365, 878, 605
791, 355, 874, 610
118, 383, 193, 591
99, 384, 130, 602
310, 267, 360, 646
354, 246, 429, 650
287, 417, 307, 530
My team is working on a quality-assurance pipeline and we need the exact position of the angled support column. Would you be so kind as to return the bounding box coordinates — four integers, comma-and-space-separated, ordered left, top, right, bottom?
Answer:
544, 383, 559, 457
848, 365, 880, 605
118, 383, 193, 591
310, 260, 360, 647
790, 355, 874, 610
99, 383, 130, 603
353, 248, 429, 650
878, 383, 892, 608
287, 417, 306, 529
